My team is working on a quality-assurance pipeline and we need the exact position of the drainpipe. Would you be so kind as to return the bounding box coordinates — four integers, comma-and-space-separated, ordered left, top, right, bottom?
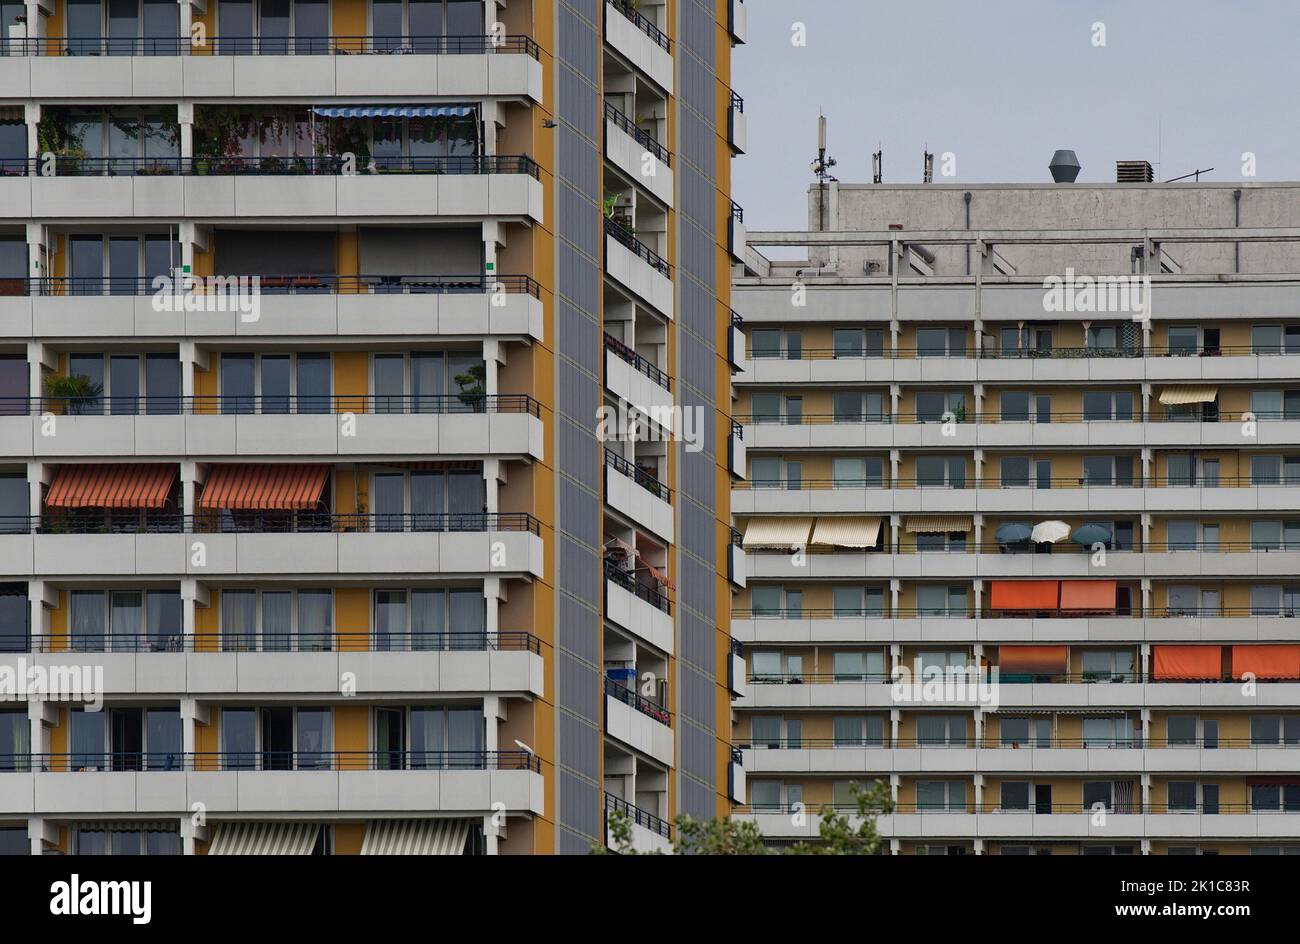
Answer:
1233, 189, 1242, 273
963, 191, 972, 275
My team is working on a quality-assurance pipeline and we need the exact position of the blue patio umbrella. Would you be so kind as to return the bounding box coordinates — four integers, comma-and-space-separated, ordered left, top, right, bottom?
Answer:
995, 522, 1033, 543
1071, 523, 1112, 546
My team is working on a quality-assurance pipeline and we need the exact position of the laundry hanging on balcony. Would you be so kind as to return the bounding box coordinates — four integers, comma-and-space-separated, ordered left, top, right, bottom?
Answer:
360, 818, 472, 855
1030, 520, 1071, 544
44, 464, 176, 509
198, 464, 329, 511
309, 105, 477, 118
635, 553, 675, 591
208, 821, 320, 855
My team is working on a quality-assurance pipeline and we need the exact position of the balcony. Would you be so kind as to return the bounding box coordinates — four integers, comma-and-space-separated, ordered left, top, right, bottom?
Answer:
604, 102, 673, 206
729, 418, 746, 479
604, 0, 674, 93
728, 528, 746, 590
604, 792, 672, 853
728, 311, 747, 373
728, 638, 747, 698
728, 201, 746, 261
0, 394, 544, 461
728, 0, 748, 44
0, 156, 544, 222
0, 275, 543, 342
603, 450, 673, 543
604, 678, 674, 766
604, 333, 673, 434
0, 512, 545, 579
0, 751, 543, 817
727, 91, 746, 154
604, 560, 672, 653
604, 218, 673, 317
0, 35, 543, 101
3, 633, 544, 697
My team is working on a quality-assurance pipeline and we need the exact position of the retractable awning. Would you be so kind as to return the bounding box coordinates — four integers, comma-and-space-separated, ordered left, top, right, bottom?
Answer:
208, 822, 320, 855
1153, 645, 1223, 681
998, 645, 1068, 675
742, 517, 813, 549
198, 464, 328, 511
45, 464, 175, 509
310, 105, 476, 118
360, 819, 471, 855
905, 515, 973, 534
1231, 645, 1300, 680
1158, 386, 1218, 406
1059, 579, 1117, 611
810, 516, 882, 548
988, 580, 1060, 610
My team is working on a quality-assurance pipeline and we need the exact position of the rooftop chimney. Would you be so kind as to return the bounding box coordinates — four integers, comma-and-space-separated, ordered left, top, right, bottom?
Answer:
1116, 160, 1155, 182
1048, 149, 1081, 183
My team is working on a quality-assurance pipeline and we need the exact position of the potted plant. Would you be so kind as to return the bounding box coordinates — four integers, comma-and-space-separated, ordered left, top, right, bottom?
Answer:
454, 362, 487, 413
44, 374, 102, 415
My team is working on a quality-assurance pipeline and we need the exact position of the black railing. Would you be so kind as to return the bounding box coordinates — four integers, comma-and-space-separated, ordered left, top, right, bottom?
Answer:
605, 792, 671, 839
604, 217, 670, 276
605, 449, 672, 502
731, 200, 744, 223
730, 419, 743, 440
16, 154, 539, 178
22, 631, 541, 655
603, 101, 670, 165
742, 344, 1300, 360
730, 90, 744, 113
12, 750, 540, 773
19, 512, 540, 536
13, 273, 539, 298
732, 606, 1300, 620
731, 310, 744, 328
605, 677, 671, 725
603, 560, 671, 613
603, 333, 670, 389
607, 0, 671, 51
8, 393, 540, 417
4, 34, 541, 57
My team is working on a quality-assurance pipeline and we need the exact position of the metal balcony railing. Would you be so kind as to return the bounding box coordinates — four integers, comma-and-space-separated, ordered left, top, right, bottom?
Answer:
603, 101, 670, 165
604, 677, 671, 725
604, 217, 670, 276
2, 34, 541, 57
11, 631, 541, 655
736, 736, 1300, 750
604, 449, 672, 502
603, 333, 670, 390
0, 154, 539, 178
2, 750, 540, 773
10, 511, 541, 536
732, 606, 1300, 620
4, 393, 540, 417
603, 560, 670, 613
743, 344, 1300, 360
605, 792, 671, 839
606, 0, 671, 51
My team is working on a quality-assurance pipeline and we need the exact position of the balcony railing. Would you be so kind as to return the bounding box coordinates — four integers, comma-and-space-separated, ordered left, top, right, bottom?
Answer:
744, 344, 1300, 360
13, 630, 541, 655
0, 154, 540, 178
5, 393, 540, 417
3, 750, 540, 773
2, 34, 541, 57
604, 217, 671, 276
10, 511, 541, 536
737, 736, 1300, 750
605, 449, 671, 502
603, 101, 670, 165
736, 475, 1300, 490
605, 791, 671, 839
605, 677, 671, 725
745, 670, 1300, 685
604, 559, 670, 613
730, 90, 744, 113
0, 274, 541, 298
733, 606, 1300, 620
603, 333, 670, 390
606, 0, 671, 51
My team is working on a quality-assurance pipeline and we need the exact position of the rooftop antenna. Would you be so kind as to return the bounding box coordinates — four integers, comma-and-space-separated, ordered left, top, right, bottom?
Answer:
1164, 167, 1215, 183
922, 148, 934, 183
811, 113, 837, 181
872, 146, 883, 184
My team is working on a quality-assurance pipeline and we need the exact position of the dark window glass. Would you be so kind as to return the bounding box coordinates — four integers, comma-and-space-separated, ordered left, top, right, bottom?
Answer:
0, 355, 26, 417
260, 354, 290, 414
296, 353, 330, 414
71, 236, 104, 296
141, 0, 179, 54
144, 354, 180, 415
220, 353, 255, 414
217, 0, 254, 54
259, 0, 290, 54
109, 355, 139, 415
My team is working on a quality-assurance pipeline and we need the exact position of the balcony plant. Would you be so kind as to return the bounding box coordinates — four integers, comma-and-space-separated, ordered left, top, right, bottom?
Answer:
454, 362, 487, 413
44, 374, 102, 415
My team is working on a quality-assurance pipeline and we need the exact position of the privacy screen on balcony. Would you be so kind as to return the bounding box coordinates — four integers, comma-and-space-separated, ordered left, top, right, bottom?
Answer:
998, 645, 1068, 675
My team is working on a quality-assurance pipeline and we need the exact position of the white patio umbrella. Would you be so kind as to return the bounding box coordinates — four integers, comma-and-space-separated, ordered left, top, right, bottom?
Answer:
1031, 520, 1071, 544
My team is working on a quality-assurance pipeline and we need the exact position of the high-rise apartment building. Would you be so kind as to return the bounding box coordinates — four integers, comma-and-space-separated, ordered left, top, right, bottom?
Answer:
0, 0, 744, 856
732, 173, 1300, 854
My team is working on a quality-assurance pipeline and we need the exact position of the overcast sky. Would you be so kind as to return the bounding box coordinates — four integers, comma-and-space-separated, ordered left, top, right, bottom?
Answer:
732, 0, 1300, 233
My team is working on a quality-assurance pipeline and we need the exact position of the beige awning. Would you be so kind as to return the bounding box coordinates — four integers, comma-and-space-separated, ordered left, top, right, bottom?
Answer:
1158, 386, 1218, 406
361, 819, 471, 855
905, 515, 973, 534
208, 822, 319, 855
810, 516, 882, 548
742, 517, 813, 549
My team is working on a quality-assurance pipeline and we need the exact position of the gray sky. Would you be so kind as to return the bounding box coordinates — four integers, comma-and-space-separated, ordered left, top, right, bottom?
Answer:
732, 0, 1300, 233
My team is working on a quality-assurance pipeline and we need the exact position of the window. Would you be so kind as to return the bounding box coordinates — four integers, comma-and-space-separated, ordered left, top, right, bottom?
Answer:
750, 651, 801, 682
832, 457, 884, 488
69, 589, 180, 653
1000, 781, 1030, 811
1082, 781, 1114, 811
1000, 457, 1030, 487
916, 455, 965, 489
1168, 781, 1198, 812
832, 329, 864, 358
1165, 520, 1198, 551
832, 650, 883, 682
1167, 325, 1200, 356
1251, 585, 1283, 617
1083, 390, 1134, 421
915, 531, 967, 553
750, 329, 781, 359
916, 780, 966, 811
750, 716, 783, 749
749, 780, 784, 811
916, 585, 967, 617
1081, 649, 1135, 682
373, 588, 484, 651
832, 391, 886, 423
1167, 715, 1197, 746
917, 714, 967, 747
1250, 715, 1300, 746
915, 391, 965, 423
1082, 455, 1134, 487
915, 327, 966, 358
1000, 391, 1031, 422
1000, 716, 1051, 748
1251, 784, 1300, 813
833, 716, 885, 747
373, 351, 483, 414
371, 468, 483, 531
1083, 717, 1134, 749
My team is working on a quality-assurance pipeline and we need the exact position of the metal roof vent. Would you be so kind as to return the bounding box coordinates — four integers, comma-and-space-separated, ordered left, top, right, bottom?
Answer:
1048, 149, 1081, 183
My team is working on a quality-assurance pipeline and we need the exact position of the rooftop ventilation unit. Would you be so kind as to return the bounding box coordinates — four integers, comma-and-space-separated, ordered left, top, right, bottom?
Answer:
1048, 149, 1081, 183
1117, 160, 1155, 182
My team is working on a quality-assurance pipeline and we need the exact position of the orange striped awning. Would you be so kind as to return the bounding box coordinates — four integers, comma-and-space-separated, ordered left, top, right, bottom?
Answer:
198, 464, 328, 511
45, 464, 176, 509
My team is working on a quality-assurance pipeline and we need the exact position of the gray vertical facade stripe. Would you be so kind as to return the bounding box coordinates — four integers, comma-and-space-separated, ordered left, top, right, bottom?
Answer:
674, 0, 722, 820
554, 0, 604, 852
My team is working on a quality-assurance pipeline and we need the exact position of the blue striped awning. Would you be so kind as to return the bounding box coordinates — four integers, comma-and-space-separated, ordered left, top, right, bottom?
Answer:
310, 105, 476, 119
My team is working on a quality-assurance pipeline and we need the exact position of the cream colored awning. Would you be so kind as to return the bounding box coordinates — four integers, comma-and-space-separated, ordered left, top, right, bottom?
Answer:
1158, 386, 1218, 406
361, 819, 471, 855
905, 515, 973, 534
208, 822, 319, 855
810, 516, 882, 548
742, 517, 813, 549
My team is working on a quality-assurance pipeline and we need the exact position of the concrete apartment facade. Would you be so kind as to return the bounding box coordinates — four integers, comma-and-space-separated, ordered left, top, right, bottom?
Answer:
0, 0, 745, 855
732, 174, 1300, 854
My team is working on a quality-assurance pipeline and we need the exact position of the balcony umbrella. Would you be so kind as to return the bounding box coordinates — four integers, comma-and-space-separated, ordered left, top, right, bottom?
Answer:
995, 522, 1033, 544
1071, 523, 1113, 546
1031, 520, 1071, 544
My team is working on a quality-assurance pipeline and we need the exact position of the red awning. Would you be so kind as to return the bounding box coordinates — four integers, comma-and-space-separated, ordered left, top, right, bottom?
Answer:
198, 465, 328, 511
1232, 645, 1300, 681
1059, 580, 1117, 612
998, 645, 1068, 675
45, 464, 175, 509
1153, 646, 1223, 681
989, 580, 1060, 610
